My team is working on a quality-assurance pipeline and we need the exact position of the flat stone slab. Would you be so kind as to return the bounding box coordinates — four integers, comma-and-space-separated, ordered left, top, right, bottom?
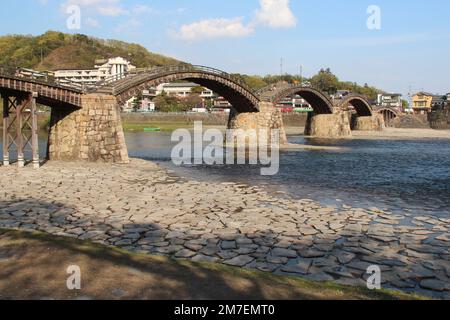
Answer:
324, 266, 356, 279
223, 255, 254, 267
336, 252, 356, 264
281, 260, 312, 275
271, 248, 298, 258
191, 254, 219, 263
419, 279, 450, 292
175, 249, 197, 258
298, 249, 326, 258
221, 241, 237, 250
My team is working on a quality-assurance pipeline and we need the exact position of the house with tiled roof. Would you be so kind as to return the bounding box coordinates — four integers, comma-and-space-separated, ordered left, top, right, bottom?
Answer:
412, 92, 437, 114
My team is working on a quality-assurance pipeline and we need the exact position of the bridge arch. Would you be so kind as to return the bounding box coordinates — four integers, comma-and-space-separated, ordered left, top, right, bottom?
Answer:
338, 94, 373, 117
270, 86, 334, 114
97, 65, 260, 113
377, 107, 399, 127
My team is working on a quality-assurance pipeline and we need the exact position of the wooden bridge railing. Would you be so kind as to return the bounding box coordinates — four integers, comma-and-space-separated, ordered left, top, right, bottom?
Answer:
0, 69, 85, 93
93, 64, 255, 95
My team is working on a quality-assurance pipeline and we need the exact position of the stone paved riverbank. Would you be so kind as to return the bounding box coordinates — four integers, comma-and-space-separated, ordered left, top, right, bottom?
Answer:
0, 159, 449, 298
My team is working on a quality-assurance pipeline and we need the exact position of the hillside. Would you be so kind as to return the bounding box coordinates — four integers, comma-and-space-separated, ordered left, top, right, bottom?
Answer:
0, 31, 180, 72
0, 31, 387, 100
233, 71, 386, 101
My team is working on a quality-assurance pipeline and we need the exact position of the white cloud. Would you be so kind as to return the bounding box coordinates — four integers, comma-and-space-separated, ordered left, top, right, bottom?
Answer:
115, 18, 142, 32
85, 17, 100, 27
174, 0, 297, 41
255, 0, 297, 28
175, 17, 254, 41
97, 5, 128, 16
132, 5, 154, 15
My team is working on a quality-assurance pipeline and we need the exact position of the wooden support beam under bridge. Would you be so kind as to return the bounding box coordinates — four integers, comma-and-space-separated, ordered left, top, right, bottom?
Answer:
2, 92, 39, 168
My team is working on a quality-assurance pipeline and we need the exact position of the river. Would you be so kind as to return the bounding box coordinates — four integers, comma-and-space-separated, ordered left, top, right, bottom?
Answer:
126, 131, 450, 218
2, 131, 450, 218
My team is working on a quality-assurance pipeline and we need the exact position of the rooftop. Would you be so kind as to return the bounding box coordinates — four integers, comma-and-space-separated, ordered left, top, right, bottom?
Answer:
414, 91, 435, 97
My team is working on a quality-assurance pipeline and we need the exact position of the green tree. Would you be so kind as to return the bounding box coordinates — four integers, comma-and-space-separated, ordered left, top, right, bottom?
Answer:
310, 68, 339, 94
131, 92, 143, 112
154, 92, 185, 112
402, 100, 409, 110
191, 86, 205, 95
182, 94, 202, 110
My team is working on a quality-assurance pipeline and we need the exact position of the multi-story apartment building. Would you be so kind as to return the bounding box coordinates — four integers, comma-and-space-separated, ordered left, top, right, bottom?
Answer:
412, 92, 434, 114
411, 92, 444, 114
156, 82, 214, 99
377, 93, 403, 109
15, 67, 54, 80
122, 82, 224, 112
276, 94, 313, 113
54, 57, 136, 86
213, 97, 232, 109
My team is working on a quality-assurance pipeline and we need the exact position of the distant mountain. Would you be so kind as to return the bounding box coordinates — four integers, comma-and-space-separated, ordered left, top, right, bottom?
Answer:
0, 30, 181, 72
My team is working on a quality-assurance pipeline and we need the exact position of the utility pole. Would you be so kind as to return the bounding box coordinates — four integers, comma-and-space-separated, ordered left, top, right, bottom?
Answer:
299, 65, 303, 85
408, 85, 412, 113
280, 57, 283, 77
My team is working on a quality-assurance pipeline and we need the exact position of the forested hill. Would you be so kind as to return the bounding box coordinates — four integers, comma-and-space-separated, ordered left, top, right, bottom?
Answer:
0, 31, 386, 100
0, 31, 181, 71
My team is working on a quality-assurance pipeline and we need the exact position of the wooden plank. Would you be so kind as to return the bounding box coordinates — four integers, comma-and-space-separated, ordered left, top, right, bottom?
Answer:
2, 95, 9, 166
16, 96, 25, 167
31, 95, 39, 168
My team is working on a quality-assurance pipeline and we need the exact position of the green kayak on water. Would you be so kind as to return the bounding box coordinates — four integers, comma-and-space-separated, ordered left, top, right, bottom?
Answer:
143, 128, 161, 132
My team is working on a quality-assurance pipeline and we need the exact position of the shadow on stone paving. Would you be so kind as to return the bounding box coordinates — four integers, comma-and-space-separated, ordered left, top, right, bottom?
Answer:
0, 198, 449, 299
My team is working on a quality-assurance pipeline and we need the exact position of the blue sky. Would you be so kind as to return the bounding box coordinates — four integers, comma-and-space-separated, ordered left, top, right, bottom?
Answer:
1, 0, 450, 97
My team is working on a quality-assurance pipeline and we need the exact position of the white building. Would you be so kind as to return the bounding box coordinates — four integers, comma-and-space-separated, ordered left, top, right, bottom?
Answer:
377, 93, 403, 108
156, 82, 214, 98
276, 94, 312, 112
15, 67, 54, 80
122, 82, 233, 112
213, 97, 232, 109
54, 57, 136, 86
332, 90, 351, 100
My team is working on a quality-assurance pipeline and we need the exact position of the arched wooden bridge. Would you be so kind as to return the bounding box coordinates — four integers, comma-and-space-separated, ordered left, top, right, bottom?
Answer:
0, 64, 381, 167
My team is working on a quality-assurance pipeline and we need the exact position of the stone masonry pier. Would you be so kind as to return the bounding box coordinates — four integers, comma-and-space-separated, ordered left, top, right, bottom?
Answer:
227, 102, 288, 145
48, 94, 129, 163
352, 115, 385, 131
49, 98, 288, 163
305, 112, 352, 138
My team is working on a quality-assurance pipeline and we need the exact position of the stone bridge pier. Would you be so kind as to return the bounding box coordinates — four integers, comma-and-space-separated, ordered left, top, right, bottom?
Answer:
48, 97, 287, 164
227, 102, 288, 145
305, 111, 352, 138
48, 94, 129, 163
351, 114, 385, 131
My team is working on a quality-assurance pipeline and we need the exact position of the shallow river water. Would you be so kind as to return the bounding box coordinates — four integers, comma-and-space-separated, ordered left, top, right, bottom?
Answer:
126, 131, 450, 218
2, 131, 450, 218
